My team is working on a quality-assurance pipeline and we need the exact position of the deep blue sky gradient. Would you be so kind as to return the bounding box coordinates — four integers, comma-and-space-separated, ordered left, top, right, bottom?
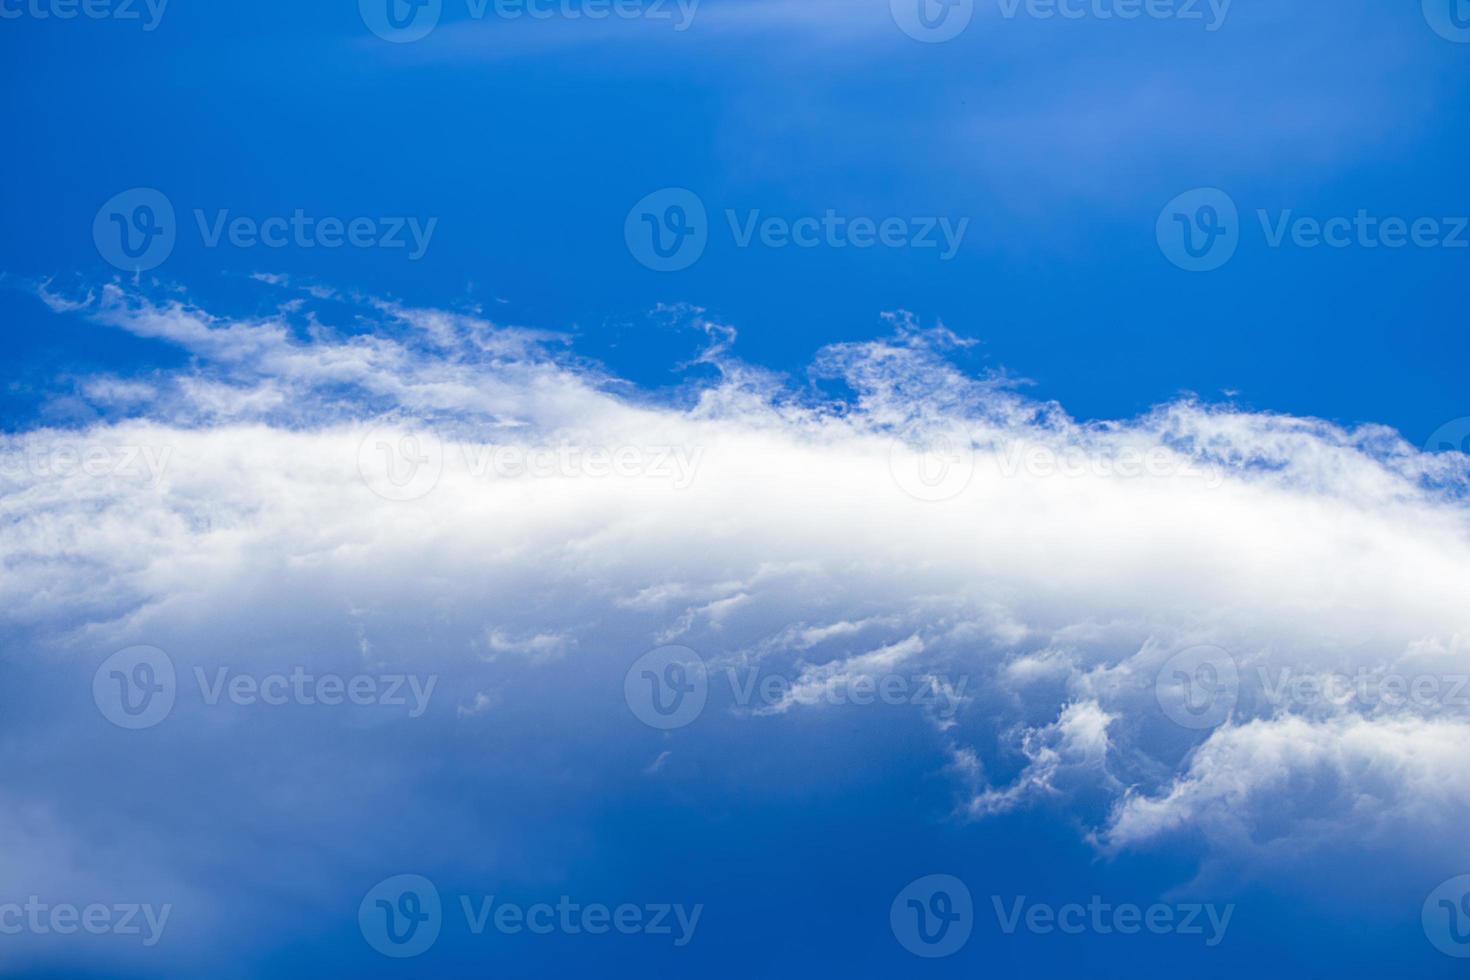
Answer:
2, 2, 1468, 977
2, 0, 1466, 439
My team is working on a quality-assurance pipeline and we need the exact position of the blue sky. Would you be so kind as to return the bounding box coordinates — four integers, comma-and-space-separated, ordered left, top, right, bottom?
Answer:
3, 0, 1468, 435
1, 1, 1469, 977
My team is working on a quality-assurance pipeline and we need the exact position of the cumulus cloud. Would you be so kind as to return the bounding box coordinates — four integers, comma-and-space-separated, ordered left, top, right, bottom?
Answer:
1102, 714, 1470, 857
3, 278, 1469, 965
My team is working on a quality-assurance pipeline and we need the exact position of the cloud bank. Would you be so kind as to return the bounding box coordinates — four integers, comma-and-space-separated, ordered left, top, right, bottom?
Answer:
2, 277, 1468, 968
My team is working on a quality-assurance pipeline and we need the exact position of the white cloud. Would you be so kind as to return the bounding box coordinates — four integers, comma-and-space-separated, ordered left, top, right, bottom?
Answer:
4, 279, 1470, 959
